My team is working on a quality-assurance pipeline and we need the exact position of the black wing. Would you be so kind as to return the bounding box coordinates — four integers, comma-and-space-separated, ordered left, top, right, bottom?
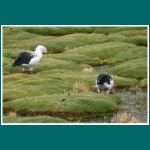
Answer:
12, 52, 34, 67
97, 74, 112, 84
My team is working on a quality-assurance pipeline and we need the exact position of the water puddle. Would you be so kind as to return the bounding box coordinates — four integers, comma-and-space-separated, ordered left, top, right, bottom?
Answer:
111, 89, 147, 123
81, 89, 147, 123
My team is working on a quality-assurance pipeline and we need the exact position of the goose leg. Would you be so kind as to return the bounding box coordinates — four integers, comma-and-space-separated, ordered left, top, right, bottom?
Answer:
96, 84, 100, 93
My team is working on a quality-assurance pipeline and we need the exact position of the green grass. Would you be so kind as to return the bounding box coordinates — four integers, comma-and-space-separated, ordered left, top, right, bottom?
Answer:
140, 78, 147, 88
54, 42, 147, 65
2, 26, 147, 123
112, 76, 138, 88
22, 27, 94, 36
92, 27, 147, 34
3, 68, 139, 103
3, 27, 147, 54
109, 58, 147, 80
4, 93, 120, 113
9, 27, 146, 36
117, 29, 147, 37
3, 116, 68, 123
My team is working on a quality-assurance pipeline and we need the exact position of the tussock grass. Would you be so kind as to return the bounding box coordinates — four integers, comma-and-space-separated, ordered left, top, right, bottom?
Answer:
109, 58, 147, 80
92, 27, 146, 34
140, 79, 147, 89
4, 93, 120, 113
3, 116, 68, 123
3, 27, 147, 54
82, 65, 94, 72
22, 27, 94, 36
117, 29, 147, 37
114, 112, 140, 123
6, 26, 146, 36
64, 42, 147, 65
112, 76, 138, 88
73, 81, 89, 93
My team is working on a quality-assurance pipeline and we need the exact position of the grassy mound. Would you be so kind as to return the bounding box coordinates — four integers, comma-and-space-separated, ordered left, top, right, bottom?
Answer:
3, 68, 138, 103
3, 27, 147, 54
109, 58, 147, 80
3, 116, 68, 123
112, 76, 138, 88
140, 78, 147, 88
4, 93, 120, 115
64, 42, 147, 65
22, 27, 94, 36
92, 27, 146, 34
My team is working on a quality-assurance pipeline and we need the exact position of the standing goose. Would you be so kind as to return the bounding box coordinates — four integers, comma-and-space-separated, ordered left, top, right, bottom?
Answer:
95, 73, 114, 93
12, 45, 47, 73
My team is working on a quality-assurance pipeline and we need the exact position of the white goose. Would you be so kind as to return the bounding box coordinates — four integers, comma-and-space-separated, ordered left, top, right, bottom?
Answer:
12, 45, 47, 73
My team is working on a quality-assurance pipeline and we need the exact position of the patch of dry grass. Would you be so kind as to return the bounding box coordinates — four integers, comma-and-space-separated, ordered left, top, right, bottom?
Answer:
115, 112, 140, 123
73, 80, 89, 93
82, 65, 94, 72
